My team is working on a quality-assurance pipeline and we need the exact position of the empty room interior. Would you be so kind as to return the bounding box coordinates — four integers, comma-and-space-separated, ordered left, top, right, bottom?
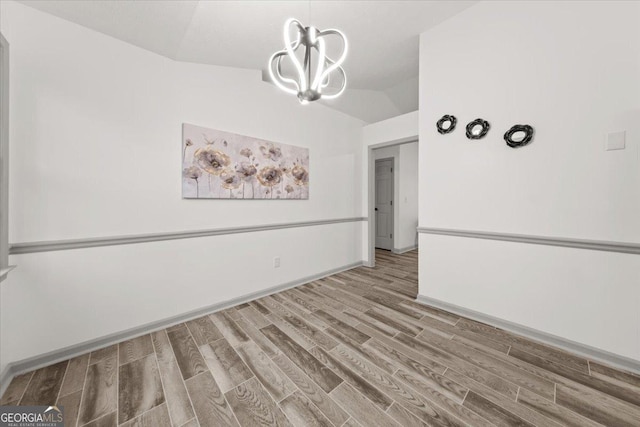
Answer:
0, 0, 639, 426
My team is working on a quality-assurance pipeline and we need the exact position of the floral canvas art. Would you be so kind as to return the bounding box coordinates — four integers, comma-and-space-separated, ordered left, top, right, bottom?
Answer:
182, 124, 309, 199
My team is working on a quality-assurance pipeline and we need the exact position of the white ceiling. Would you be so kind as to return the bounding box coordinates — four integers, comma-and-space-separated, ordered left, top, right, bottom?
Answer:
17, 0, 476, 122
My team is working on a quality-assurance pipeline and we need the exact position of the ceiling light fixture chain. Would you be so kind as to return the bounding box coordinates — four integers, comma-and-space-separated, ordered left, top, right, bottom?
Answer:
268, 16, 348, 104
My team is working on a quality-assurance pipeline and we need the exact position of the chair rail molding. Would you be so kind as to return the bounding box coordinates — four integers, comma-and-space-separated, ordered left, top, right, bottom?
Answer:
418, 227, 640, 255
10, 217, 368, 254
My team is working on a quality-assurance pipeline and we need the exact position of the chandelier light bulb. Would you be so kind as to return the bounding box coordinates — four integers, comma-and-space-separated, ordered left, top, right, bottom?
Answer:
269, 18, 348, 103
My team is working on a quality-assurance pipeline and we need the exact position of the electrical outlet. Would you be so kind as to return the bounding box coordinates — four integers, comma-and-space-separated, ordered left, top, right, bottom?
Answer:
274, 257, 280, 268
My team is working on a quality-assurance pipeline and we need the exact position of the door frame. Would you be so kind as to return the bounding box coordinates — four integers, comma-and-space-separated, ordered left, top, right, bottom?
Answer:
365, 137, 417, 267
374, 157, 394, 251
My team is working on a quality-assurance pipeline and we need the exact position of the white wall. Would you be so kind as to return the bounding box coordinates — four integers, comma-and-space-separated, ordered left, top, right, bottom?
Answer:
373, 142, 418, 252
397, 143, 418, 250
0, 1, 365, 373
362, 110, 418, 148
419, 1, 640, 360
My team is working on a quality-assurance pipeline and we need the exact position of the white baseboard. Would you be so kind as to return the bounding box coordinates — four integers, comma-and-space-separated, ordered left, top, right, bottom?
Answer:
392, 245, 418, 254
416, 295, 640, 375
0, 260, 363, 396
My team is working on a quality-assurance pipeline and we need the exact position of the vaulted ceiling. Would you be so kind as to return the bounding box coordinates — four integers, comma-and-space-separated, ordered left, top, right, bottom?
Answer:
17, 0, 476, 122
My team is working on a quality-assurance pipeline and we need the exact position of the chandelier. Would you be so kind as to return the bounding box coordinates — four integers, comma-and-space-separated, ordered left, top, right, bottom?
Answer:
268, 18, 348, 104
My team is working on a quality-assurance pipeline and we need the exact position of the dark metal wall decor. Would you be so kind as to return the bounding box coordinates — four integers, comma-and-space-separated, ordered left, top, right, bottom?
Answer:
465, 118, 490, 140
436, 115, 457, 134
504, 124, 534, 148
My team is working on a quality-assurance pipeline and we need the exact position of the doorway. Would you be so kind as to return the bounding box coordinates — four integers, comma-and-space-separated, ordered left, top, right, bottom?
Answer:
367, 139, 418, 267
375, 158, 394, 250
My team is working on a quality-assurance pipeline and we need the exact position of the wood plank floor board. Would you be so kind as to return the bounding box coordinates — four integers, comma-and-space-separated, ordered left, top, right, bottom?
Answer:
516, 387, 603, 427
309, 346, 394, 411
60, 353, 90, 398
184, 371, 239, 427
219, 307, 242, 321
418, 315, 509, 354
282, 289, 321, 312
359, 325, 447, 375
19, 360, 69, 406
444, 368, 563, 427
265, 312, 317, 350
154, 355, 195, 427
456, 318, 590, 375
235, 341, 296, 402
316, 305, 362, 327
166, 325, 207, 381
279, 390, 333, 427
238, 306, 271, 329
272, 353, 350, 426
118, 354, 165, 424
8, 249, 639, 427
343, 309, 399, 337
328, 383, 401, 427
81, 411, 117, 427
556, 383, 640, 427
185, 316, 223, 346
398, 300, 460, 325
509, 346, 640, 407
324, 327, 397, 374
78, 357, 118, 425
297, 287, 348, 312
120, 402, 172, 427
386, 401, 430, 427
249, 300, 271, 316
209, 312, 249, 347
329, 344, 488, 427
151, 330, 176, 365
463, 391, 535, 427
119, 334, 154, 365
57, 389, 82, 427
260, 324, 343, 394
276, 296, 329, 329
312, 310, 370, 344
89, 345, 117, 366
199, 338, 253, 393
393, 368, 494, 427
234, 318, 280, 358
312, 285, 373, 313
262, 297, 338, 350
413, 330, 555, 400
178, 418, 199, 427
0, 371, 34, 405
364, 308, 423, 336
225, 377, 292, 426
588, 361, 640, 390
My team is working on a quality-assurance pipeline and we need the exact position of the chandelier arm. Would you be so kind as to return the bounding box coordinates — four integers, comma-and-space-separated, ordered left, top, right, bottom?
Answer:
319, 66, 346, 99
269, 50, 299, 95
284, 18, 307, 92
316, 29, 348, 86
276, 54, 300, 92
310, 37, 327, 91
320, 55, 335, 89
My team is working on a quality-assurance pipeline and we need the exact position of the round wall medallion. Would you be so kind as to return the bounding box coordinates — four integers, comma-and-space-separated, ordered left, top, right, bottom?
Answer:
465, 118, 490, 140
504, 124, 534, 148
436, 115, 457, 134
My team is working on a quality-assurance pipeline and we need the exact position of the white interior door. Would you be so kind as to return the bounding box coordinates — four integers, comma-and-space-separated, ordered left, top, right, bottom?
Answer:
375, 159, 393, 250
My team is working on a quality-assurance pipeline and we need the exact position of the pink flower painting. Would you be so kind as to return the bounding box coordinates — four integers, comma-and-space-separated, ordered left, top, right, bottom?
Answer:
182, 123, 309, 199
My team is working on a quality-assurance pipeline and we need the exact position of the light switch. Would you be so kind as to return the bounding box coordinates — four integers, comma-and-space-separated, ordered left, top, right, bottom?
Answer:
606, 131, 625, 151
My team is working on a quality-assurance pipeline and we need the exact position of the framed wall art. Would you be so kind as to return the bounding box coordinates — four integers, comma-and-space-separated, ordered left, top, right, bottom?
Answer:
182, 124, 309, 199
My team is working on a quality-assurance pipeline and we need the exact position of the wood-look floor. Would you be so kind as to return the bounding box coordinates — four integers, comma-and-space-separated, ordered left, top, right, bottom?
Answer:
2, 249, 640, 426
